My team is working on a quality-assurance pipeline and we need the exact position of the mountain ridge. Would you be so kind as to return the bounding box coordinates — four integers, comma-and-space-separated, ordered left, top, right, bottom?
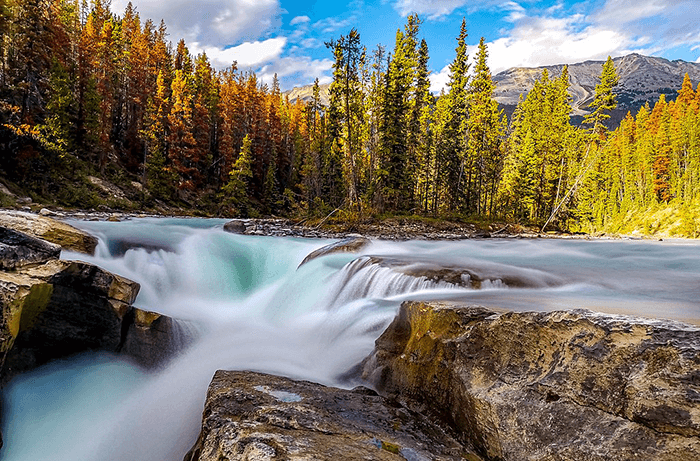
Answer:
284, 53, 700, 124
493, 53, 700, 121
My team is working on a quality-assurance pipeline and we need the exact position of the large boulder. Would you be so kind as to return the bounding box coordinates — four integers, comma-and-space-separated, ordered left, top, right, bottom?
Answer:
0, 259, 139, 381
1, 258, 191, 383
222, 219, 248, 234
0, 210, 98, 255
0, 227, 61, 270
185, 370, 480, 461
362, 302, 700, 461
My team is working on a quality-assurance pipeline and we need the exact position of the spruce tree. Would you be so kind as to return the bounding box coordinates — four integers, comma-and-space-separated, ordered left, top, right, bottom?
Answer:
584, 56, 619, 133
222, 134, 253, 216
379, 14, 420, 211
466, 37, 504, 215
437, 17, 469, 212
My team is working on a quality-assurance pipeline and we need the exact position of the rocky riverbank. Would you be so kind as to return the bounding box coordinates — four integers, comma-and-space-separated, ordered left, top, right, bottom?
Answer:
7, 205, 659, 241
360, 302, 700, 460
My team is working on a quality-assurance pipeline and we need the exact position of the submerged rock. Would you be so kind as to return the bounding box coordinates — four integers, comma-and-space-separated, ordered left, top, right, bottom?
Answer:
185, 370, 480, 461
298, 236, 371, 267
362, 302, 700, 461
0, 210, 98, 254
121, 307, 195, 369
339, 256, 562, 290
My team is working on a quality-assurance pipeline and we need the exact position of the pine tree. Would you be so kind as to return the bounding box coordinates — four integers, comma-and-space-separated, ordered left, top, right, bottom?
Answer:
379, 14, 420, 211
466, 37, 504, 215
583, 56, 619, 133
325, 28, 365, 208
222, 134, 253, 216
435, 18, 469, 212
412, 38, 434, 213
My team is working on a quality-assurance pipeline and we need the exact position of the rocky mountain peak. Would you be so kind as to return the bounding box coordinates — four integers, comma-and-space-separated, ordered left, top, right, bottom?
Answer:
284, 54, 700, 126
493, 53, 700, 122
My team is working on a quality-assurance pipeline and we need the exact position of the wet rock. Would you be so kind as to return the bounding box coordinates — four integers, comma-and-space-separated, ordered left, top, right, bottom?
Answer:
222, 219, 248, 234
0, 259, 139, 382
120, 308, 195, 369
0, 210, 98, 254
184, 370, 480, 461
353, 256, 562, 289
298, 236, 371, 267
0, 227, 61, 270
0, 257, 193, 386
362, 302, 700, 461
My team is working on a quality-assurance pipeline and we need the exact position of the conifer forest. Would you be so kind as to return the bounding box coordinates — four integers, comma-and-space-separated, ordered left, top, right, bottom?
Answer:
1, 0, 700, 236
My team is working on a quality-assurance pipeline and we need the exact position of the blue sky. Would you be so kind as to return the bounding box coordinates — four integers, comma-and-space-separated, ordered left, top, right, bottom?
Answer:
111, 0, 700, 91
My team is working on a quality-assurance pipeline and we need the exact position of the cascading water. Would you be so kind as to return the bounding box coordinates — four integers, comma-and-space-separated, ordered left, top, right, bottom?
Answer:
3, 218, 700, 460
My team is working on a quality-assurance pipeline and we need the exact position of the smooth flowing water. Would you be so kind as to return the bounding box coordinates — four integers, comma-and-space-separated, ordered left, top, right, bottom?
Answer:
3, 218, 700, 460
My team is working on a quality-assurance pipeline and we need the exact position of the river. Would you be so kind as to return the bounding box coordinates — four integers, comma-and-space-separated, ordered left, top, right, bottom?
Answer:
3, 218, 700, 460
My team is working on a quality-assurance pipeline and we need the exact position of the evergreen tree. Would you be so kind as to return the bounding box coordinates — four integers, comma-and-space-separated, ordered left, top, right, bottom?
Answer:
583, 56, 619, 133
466, 37, 504, 215
412, 39, 434, 213
222, 134, 253, 216
435, 18, 469, 212
325, 28, 365, 208
379, 14, 420, 211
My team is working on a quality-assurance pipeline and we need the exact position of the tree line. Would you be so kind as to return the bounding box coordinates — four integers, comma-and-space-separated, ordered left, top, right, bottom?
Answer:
1, 1, 698, 234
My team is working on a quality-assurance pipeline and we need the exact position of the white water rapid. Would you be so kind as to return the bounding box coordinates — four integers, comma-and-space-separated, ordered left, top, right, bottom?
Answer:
3, 218, 700, 460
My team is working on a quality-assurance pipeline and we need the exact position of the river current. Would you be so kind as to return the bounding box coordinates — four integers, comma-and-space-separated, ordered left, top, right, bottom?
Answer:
3, 218, 700, 460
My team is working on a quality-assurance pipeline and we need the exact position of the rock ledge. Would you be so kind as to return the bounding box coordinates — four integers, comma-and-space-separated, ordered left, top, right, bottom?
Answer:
362, 302, 700, 461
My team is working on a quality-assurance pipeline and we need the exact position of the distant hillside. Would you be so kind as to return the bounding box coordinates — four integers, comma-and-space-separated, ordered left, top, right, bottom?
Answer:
493, 53, 700, 124
285, 83, 331, 106
286, 54, 700, 126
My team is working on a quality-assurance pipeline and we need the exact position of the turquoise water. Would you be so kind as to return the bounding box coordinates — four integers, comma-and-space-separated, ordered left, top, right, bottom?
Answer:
3, 218, 699, 460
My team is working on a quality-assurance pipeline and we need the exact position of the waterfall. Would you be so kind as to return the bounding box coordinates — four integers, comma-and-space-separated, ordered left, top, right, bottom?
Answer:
3, 218, 700, 461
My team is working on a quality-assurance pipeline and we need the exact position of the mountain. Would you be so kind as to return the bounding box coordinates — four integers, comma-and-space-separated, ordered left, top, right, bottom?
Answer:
284, 54, 700, 125
493, 53, 700, 124
284, 82, 331, 106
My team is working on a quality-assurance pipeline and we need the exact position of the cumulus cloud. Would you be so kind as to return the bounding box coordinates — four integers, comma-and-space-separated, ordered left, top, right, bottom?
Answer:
259, 56, 334, 86
111, 0, 281, 45
392, 0, 468, 19
429, 64, 451, 94
192, 37, 287, 70
290, 15, 310, 26
485, 16, 638, 74
477, 0, 693, 76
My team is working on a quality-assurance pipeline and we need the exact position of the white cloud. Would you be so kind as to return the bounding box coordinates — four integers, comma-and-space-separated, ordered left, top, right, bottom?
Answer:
259, 56, 334, 86
193, 37, 287, 70
429, 64, 451, 94
392, 0, 468, 19
478, 2, 670, 75
111, 0, 281, 46
313, 16, 355, 34
290, 15, 310, 26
